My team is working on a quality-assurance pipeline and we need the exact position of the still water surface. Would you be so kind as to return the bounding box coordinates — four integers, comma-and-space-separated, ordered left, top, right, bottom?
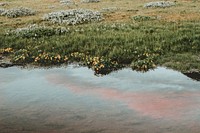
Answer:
0, 66, 200, 133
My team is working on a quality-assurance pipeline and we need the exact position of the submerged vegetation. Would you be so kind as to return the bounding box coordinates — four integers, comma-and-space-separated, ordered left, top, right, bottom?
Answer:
0, 0, 200, 75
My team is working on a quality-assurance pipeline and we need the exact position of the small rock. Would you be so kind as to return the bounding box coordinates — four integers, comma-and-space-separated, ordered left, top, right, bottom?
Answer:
0, 56, 3, 60
0, 62, 14, 68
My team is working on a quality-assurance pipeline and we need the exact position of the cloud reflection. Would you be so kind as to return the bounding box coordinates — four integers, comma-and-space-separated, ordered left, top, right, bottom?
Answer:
46, 73, 200, 120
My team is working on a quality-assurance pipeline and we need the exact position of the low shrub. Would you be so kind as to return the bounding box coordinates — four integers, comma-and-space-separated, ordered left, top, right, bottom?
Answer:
131, 52, 158, 72
1, 7, 35, 18
7, 25, 69, 38
0, 48, 13, 55
11, 49, 69, 65
43, 9, 103, 25
101, 7, 119, 13
0, 8, 6, 14
81, 0, 100, 3
144, 1, 176, 8
11, 49, 32, 64
33, 52, 68, 65
132, 15, 156, 22
84, 56, 121, 75
60, 0, 75, 5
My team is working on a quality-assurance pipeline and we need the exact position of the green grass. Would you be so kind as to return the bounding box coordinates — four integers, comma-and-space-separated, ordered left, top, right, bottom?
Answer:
0, 20, 200, 74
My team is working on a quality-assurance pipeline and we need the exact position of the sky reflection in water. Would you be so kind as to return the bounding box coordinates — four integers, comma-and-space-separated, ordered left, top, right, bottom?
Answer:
0, 66, 200, 133
46, 66, 200, 120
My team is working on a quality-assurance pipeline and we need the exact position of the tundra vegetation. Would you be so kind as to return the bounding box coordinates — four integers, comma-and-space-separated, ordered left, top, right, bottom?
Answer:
0, 0, 200, 75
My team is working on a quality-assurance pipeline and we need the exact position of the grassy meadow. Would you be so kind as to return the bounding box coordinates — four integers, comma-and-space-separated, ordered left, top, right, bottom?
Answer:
0, 0, 200, 75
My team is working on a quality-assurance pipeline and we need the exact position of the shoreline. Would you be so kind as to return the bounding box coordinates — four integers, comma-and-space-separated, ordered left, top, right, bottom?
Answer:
1, 55, 199, 81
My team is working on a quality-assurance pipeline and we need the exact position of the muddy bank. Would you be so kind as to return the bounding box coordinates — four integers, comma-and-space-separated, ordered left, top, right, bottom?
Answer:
183, 71, 200, 81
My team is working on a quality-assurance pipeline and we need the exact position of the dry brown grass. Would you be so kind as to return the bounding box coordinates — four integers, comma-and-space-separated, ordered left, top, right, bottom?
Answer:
0, 0, 200, 28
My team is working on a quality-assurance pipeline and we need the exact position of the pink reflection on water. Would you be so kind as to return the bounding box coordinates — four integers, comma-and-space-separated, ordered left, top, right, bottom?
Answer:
46, 74, 200, 120
125, 92, 195, 118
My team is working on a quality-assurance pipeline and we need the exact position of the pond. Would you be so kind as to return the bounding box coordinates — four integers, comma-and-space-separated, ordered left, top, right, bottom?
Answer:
0, 65, 200, 133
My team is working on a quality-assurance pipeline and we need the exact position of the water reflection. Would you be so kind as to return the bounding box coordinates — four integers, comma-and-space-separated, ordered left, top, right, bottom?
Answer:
0, 66, 200, 133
